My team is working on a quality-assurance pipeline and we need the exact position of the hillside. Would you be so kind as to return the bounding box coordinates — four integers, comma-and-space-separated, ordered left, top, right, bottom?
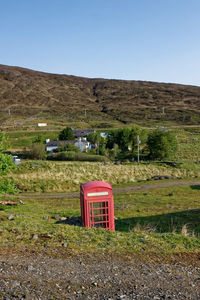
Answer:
0, 64, 200, 125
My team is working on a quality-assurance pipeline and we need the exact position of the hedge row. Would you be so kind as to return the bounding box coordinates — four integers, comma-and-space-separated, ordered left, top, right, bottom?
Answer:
48, 151, 108, 162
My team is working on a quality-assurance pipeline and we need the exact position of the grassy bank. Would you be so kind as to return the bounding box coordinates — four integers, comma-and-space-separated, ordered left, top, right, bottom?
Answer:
0, 185, 200, 255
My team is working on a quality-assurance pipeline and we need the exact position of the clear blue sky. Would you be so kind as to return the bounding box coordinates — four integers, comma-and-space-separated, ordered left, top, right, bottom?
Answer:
1, 0, 200, 86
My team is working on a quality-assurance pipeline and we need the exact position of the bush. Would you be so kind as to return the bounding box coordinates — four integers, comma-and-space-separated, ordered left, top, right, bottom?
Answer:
0, 178, 18, 194
58, 143, 80, 152
29, 144, 46, 160
48, 151, 108, 162
0, 153, 16, 175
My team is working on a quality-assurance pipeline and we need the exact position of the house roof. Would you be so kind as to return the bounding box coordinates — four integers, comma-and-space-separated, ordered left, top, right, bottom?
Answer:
73, 129, 94, 138
46, 140, 75, 147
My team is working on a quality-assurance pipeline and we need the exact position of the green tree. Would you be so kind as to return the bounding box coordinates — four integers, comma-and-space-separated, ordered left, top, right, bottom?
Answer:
86, 132, 100, 144
0, 133, 17, 194
59, 127, 74, 140
106, 129, 131, 151
117, 128, 131, 151
87, 132, 105, 155
147, 130, 178, 160
106, 130, 118, 149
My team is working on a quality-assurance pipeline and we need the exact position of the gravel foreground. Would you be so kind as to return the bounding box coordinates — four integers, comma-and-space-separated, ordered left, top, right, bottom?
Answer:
0, 251, 200, 300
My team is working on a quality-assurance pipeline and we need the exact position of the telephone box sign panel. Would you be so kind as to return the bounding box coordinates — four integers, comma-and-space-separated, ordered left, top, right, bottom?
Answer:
80, 181, 115, 231
87, 191, 109, 197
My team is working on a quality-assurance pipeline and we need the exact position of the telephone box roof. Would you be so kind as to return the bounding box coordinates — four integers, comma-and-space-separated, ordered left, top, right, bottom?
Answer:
81, 181, 112, 191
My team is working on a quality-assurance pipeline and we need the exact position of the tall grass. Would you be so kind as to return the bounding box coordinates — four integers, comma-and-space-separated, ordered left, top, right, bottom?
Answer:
9, 160, 200, 192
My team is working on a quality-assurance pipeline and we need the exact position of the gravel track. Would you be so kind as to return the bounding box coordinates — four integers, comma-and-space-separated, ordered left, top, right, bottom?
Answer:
0, 252, 200, 299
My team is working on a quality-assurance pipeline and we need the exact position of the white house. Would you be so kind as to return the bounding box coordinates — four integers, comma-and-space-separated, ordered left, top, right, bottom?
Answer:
46, 138, 91, 152
74, 138, 91, 152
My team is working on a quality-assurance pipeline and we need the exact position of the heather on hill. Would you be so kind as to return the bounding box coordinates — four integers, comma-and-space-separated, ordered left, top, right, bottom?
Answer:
0, 64, 200, 125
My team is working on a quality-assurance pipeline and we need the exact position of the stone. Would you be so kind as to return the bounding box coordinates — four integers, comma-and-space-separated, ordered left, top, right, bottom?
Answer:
27, 265, 34, 271
11, 280, 20, 288
31, 234, 38, 240
92, 282, 98, 286
7, 214, 14, 220
54, 214, 61, 220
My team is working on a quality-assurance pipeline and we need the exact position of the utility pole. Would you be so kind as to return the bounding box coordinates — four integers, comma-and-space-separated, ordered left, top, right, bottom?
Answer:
84, 108, 87, 117
8, 109, 11, 116
137, 135, 141, 164
162, 107, 165, 115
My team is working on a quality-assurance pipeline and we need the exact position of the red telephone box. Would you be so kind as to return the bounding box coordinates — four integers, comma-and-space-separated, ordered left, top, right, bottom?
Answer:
80, 181, 115, 231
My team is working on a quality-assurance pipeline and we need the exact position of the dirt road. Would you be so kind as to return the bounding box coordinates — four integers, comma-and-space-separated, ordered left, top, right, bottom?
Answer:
16, 179, 200, 199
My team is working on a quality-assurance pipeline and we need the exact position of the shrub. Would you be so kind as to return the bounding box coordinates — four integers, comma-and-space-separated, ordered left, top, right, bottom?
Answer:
0, 153, 16, 175
48, 151, 108, 162
58, 142, 80, 152
0, 178, 18, 194
29, 144, 46, 160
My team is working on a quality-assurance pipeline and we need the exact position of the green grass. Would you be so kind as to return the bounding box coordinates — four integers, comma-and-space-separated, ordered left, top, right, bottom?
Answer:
6, 131, 59, 149
175, 128, 200, 161
0, 185, 200, 254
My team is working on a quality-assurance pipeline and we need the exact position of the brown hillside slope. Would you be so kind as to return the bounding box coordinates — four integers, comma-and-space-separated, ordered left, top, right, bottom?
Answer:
0, 64, 200, 124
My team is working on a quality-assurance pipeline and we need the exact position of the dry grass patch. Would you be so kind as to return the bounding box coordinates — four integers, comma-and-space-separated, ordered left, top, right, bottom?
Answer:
9, 160, 200, 193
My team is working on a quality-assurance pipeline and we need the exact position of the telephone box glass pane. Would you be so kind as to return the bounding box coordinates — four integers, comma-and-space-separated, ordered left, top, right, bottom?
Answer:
89, 201, 109, 228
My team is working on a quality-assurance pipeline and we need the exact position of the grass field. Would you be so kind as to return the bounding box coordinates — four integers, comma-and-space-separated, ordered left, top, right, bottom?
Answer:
6, 130, 59, 149
7, 160, 200, 193
0, 185, 200, 255
1, 126, 200, 256
5, 127, 200, 162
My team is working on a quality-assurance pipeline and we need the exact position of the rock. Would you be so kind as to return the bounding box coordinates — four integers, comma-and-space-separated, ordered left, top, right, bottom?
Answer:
7, 214, 15, 220
39, 233, 51, 239
92, 282, 98, 286
151, 175, 177, 180
11, 280, 20, 288
27, 265, 34, 271
16, 234, 23, 239
54, 214, 61, 220
31, 234, 38, 240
